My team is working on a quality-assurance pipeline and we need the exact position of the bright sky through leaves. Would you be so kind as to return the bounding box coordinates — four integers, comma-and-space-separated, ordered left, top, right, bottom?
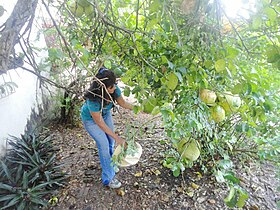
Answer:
220, 0, 257, 19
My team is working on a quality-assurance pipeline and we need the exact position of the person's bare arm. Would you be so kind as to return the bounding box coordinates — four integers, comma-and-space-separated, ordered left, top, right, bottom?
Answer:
116, 96, 134, 110
90, 111, 125, 145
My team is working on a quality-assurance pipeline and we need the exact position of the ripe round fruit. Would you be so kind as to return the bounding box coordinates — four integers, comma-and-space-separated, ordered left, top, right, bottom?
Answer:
69, 2, 84, 17
199, 89, 217, 106
218, 92, 241, 113
78, 0, 90, 7
210, 105, 226, 123
177, 139, 200, 161
85, 6, 94, 16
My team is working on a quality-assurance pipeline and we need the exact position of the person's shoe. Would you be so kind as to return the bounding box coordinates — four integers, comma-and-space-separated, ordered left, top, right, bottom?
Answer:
108, 177, 122, 189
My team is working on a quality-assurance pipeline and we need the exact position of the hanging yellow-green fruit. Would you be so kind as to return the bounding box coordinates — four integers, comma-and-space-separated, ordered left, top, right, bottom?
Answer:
84, 6, 94, 16
177, 139, 200, 161
199, 89, 217, 106
218, 92, 241, 113
69, 2, 84, 17
78, 0, 90, 7
210, 105, 226, 123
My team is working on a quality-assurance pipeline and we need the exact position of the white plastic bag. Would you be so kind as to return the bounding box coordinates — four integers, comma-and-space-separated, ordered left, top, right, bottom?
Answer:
113, 142, 143, 167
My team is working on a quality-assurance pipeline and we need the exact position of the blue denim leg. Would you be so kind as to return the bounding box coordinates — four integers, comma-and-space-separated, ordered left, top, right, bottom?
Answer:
82, 112, 116, 185
103, 112, 115, 157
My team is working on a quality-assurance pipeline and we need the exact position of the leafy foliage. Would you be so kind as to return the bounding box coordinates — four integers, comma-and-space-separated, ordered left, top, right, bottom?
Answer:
0, 129, 68, 209
24, 0, 280, 208
112, 122, 140, 166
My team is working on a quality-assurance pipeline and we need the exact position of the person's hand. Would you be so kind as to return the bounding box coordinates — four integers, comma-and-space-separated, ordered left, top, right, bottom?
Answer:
115, 136, 127, 148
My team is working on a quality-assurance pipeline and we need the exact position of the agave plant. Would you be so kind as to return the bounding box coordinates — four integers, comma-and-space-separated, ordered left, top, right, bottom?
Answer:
0, 129, 68, 209
0, 163, 50, 209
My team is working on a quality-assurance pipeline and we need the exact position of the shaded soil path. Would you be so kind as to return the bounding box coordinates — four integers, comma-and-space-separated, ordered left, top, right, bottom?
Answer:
49, 108, 279, 210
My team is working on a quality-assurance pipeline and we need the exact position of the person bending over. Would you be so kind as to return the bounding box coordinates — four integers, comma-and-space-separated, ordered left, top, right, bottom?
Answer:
80, 67, 134, 188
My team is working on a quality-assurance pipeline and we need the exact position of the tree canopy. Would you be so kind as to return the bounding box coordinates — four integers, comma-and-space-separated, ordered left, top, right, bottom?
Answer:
0, 0, 279, 208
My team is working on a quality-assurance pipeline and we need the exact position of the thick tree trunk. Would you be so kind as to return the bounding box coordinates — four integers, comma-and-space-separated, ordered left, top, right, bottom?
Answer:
0, 0, 38, 74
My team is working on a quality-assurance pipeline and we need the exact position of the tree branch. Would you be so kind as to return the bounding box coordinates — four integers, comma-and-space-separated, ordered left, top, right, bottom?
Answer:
0, 0, 39, 74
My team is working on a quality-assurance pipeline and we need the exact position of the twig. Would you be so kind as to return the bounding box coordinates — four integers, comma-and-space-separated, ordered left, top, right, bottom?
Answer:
221, 7, 250, 55
94, 0, 132, 34
41, 0, 74, 63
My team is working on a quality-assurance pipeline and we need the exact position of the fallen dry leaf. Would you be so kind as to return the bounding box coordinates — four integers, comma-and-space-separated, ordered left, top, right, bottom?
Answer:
208, 199, 216, 204
152, 169, 161, 176
195, 171, 203, 178
191, 182, 200, 189
134, 171, 143, 177
115, 188, 125, 196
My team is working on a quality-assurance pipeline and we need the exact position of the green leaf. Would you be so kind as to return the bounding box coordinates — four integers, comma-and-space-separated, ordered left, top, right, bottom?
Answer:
30, 196, 48, 207
218, 159, 233, 170
174, 72, 183, 82
172, 168, 180, 177
149, 0, 160, 12
132, 105, 141, 114
30, 172, 40, 184
0, 183, 15, 192
215, 59, 226, 72
46, 153, 56, 166
123, 86, 130, 97
244, 83, 252, 96
168, 61, 174, 70
215, 170, 225, 183
151, 106, 160, 116
227, 47, 239, 58
161, 56, 168, 64
224, 172, 240, 184
15, 164, 23, 182
264, 7, 277, 22
0, 161, 13, 182
236, 188, 249, 208
17, 201, 27, 210
178, 67, 187, 74
30, 182, 54, 192
162, 21, 170, 32
2, 195, 21, 209
22, 149, 39, 167
266, 46, 280, 63
263, 101, 273, 112
252, 17, 262, 29
104, 60, 111, 69
224, 187, 238, 208
0, 194, 17, 202
227, 60, 237, 75
166, 73, 178, 90
22, 171, 28, 189
232, 83, 243, 94
204, 60, 213, 69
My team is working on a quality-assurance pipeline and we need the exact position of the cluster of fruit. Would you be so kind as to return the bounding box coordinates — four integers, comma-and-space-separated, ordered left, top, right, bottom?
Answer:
199, 88, 242, 123
176, 89, 242, 162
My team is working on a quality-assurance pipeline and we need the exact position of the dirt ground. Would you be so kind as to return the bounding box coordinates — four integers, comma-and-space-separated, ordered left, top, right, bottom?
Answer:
48, 108, 280, 210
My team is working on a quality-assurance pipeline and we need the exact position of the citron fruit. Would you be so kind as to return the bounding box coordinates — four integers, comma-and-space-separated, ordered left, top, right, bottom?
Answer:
218, 92, 241, 113
210, 105, 226, 123
85, 6, 94, 16
177, 139, 200, 161
199, 89, 217, 106
69, 2, 84, 17
78, 0, 90, 7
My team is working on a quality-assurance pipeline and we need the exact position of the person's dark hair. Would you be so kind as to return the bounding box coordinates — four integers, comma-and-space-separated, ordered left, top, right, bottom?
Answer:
84, 67, 117, 106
